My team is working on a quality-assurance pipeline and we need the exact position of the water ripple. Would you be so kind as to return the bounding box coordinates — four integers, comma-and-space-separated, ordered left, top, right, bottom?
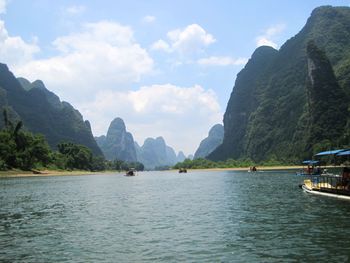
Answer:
1, 172, 350, 262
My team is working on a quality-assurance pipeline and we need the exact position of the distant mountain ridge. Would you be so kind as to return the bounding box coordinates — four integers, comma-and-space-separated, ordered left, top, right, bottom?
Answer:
209, 6, 350, 162
194, 124, 224, 159
135, 136, 184, 169
95, 117, 137, 162
0, 63, 102, 156
96, 117, 185, 169
136, 137, 176, 169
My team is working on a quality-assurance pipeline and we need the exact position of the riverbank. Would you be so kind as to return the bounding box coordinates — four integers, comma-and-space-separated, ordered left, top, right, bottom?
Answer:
0, 166, 304, 178
185, 166, 303, 172
0, 169, 124, 178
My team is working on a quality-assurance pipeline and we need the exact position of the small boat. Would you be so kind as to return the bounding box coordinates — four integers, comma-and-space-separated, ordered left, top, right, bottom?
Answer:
179, 168, 187, 173
248, 166, 257, 172
125, 168, 136, 176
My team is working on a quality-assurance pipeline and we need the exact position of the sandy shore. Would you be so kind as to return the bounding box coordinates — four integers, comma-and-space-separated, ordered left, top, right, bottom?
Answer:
0, 169, 124, 178
185, 166, 303, 172
0, 166, 304, 178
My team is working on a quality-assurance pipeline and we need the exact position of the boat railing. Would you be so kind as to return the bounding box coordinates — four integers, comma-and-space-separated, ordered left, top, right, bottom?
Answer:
308, 169, 350, 194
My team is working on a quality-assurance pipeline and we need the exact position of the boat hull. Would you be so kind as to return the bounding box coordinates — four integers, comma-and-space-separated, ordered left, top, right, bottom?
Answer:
301, 184, 350, 201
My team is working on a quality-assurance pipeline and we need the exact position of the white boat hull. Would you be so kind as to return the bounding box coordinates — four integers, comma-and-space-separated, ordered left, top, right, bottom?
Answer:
302, 184, 350, 201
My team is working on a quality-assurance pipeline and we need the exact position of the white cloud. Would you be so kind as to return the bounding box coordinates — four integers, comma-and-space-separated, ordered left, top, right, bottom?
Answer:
1, 18, 220, 154
142, 15, 156, 23
256, 24, 285, 49
15, 21, 153, 102
197, 56, 248, 66
0, 0, 6, 14
65, 5, 86, 15
78, 84, 222, 154
256, 37, 278, 49
152, 23, 216, 55
0, 20, 40, 66
150, 39, 171, 52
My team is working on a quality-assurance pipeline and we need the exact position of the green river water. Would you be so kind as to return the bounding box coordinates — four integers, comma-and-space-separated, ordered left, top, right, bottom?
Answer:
1, 170, 350, 262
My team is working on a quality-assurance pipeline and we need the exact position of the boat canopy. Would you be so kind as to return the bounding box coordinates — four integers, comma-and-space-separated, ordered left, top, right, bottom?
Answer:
315, 149, 345, 156
336, 150, 350, 156
302, 160, 319, 164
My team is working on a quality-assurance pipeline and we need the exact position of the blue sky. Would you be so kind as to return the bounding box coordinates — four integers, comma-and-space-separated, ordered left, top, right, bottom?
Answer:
0, 0, 349, 155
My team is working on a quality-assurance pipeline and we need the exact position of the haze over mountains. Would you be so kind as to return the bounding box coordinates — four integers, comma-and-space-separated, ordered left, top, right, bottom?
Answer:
97, 117, 188, 169
95, 118, 137, 162
194, 124, 224, 159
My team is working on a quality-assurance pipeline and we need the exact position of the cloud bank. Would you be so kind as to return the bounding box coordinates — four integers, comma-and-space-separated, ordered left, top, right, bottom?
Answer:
0, 21, 39, 67
15, 21, 154, 101
0, 17, 223, 154
152, 23, 216, 55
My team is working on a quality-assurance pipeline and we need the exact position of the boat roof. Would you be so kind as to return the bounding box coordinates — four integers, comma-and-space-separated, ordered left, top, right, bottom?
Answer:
302, 160, 319, 164
315, 149, 345, 156
336, 150, 350, 156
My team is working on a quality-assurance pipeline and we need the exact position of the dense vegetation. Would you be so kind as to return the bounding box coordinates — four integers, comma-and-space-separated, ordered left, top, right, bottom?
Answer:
173, 158, 285, 170
305, 41, 349, 154
209, 6, 350, 163
0, 111, 50, 170
0, 64, 102, 156
0, 110, 144, 172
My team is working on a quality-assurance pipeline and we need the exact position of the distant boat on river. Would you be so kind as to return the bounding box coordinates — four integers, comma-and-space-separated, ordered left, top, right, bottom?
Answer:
125, 168, 136, 176
248, 166, 257, 172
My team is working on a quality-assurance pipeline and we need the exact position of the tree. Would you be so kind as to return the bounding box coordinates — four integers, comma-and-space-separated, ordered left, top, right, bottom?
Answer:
90, 156, 106, 171
0, 109, 51, 170
57, 142, 93, 170
14, 132, 51, 170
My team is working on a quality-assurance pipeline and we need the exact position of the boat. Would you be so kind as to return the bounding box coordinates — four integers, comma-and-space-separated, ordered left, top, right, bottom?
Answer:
125, 168, 136, 176
300, 149, 350, 200
248, 166, 257, 172
179, 168, 187, 173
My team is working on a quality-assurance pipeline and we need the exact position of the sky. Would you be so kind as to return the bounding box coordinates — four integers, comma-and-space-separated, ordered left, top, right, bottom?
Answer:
0, 0, 349, 155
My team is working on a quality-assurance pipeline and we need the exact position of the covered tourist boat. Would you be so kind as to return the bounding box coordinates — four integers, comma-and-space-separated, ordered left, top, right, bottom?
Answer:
300, 149, 350, 200
297, 160, 321, 175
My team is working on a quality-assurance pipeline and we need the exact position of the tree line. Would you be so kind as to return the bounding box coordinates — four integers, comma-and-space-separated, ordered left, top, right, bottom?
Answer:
0, 109, 144, 172
173, 157, 286, 170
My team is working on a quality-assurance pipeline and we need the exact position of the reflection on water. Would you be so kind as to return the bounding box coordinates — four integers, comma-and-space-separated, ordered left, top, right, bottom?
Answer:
1, 171, 350, 262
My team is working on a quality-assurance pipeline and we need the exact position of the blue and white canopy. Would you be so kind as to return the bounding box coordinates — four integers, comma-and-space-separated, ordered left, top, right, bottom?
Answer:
315, 149, 346, 156
336, 150, 350, 156
302, 160, 319, 164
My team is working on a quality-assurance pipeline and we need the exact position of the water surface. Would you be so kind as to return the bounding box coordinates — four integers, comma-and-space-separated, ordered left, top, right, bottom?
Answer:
1, 170, 350, 262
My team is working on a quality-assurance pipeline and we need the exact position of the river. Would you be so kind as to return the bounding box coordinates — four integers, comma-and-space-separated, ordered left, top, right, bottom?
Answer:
1, 170, 350, 262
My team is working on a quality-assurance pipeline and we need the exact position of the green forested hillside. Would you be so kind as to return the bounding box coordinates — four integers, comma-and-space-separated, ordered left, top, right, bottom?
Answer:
0, 63, 103, 156
209, 6, 350, 162
304, 41, 348, 153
